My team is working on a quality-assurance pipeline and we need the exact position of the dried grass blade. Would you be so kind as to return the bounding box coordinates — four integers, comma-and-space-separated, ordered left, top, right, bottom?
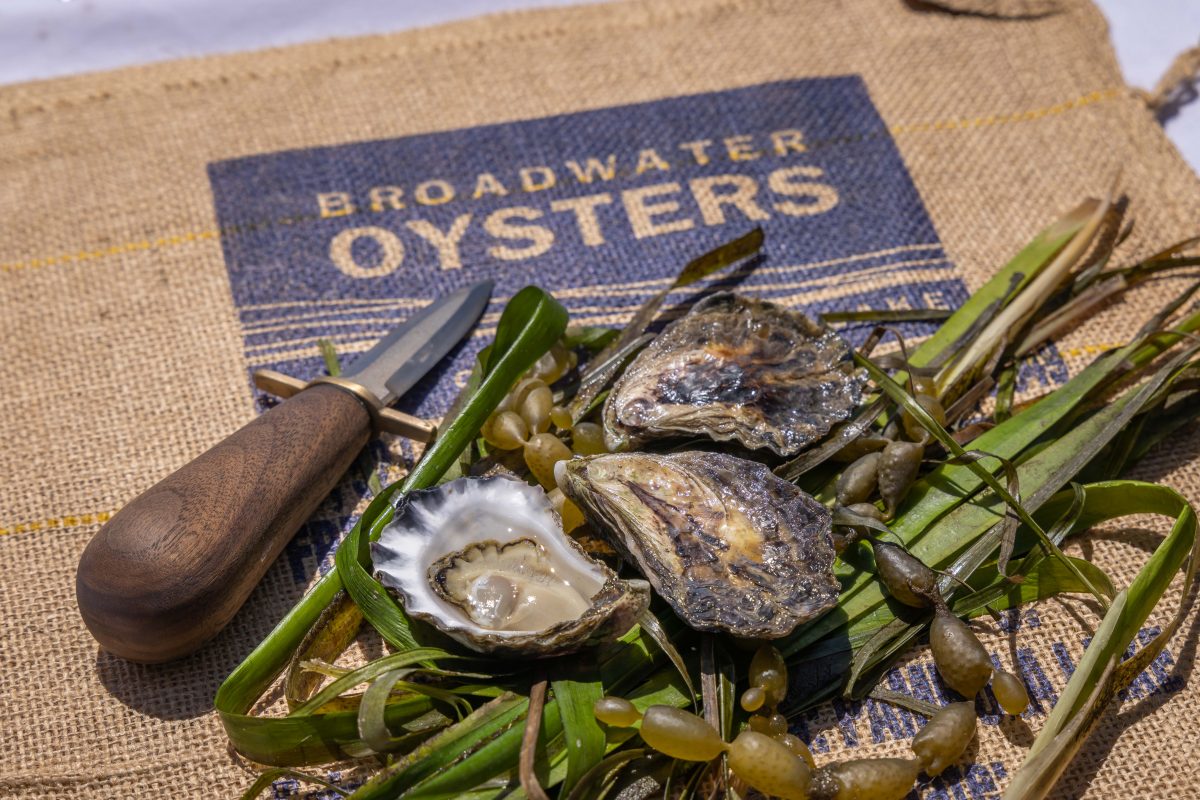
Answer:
1015, 274, 1128, 357
292, 648, 459, 716
911, 197, 1101, 371
285, 590, 363, 710
935, 195, 1110, 398
1136, 281, 1200, 340
520, 677, 552, 800
868, 688, 942, 717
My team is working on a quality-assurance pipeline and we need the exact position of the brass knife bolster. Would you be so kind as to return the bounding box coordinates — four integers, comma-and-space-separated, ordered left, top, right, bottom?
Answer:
253, 368, 436, 442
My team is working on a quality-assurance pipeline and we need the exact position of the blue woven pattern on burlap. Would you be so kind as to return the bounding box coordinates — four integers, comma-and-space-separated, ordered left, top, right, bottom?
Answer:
208, 77, 969, 420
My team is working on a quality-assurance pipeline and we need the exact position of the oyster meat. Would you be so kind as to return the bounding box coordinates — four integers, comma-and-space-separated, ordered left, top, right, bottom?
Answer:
603, 292, 864, 456
556, 451, 839, 639
371, 476, 649, 656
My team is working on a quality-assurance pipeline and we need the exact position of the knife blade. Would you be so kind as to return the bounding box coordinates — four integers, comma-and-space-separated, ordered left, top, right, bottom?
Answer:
76, 282, 493, 663
346, 281, 493, 404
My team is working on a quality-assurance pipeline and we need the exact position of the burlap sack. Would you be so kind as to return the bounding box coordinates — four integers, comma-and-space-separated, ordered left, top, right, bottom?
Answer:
3, 0, 1198, 796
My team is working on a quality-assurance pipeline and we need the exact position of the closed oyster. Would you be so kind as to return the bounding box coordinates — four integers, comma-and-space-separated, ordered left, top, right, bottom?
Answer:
603, 292, 864, 456
555, 452, 839, 639
371, 476, 649, 657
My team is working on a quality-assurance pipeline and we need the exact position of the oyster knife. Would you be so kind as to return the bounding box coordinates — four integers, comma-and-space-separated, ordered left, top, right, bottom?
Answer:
76, 282, 493, 663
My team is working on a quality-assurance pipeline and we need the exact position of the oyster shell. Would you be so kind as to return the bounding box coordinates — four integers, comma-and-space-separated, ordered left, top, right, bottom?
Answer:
556, 451, 839, 639
603, 292, 864, 456
371, 476, 649, 656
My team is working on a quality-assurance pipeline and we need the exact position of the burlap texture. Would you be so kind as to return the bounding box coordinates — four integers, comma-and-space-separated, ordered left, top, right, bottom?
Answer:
2, 0, 1199, 796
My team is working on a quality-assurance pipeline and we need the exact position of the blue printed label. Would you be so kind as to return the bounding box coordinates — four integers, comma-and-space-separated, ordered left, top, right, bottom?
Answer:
208, 77, 970, 418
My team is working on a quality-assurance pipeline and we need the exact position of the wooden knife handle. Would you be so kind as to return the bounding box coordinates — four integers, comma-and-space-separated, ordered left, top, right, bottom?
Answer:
76, 384, 372, 663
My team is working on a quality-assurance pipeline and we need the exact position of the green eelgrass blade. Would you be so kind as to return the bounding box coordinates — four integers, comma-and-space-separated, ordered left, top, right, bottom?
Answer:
1004, 481, 1199, 799
224, 691, 440, 766
552, 677, 607, 795
1123, 390, 1200, 468
799, 479, 1186, 710
565, 325, 620, 352
358, 670, 450, 755
637, 608, 697, 706
345, 626, 694, 799
349, 643, 693, 799
851, 480, 1096, 691
318, 337, 342, 377
821, 308, 953, 324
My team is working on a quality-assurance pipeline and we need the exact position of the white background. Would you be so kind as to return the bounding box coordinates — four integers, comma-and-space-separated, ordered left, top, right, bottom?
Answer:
0, 0, 1196, 170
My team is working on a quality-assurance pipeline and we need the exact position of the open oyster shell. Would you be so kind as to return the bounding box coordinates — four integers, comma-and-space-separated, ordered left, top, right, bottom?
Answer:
371, 476, 649, 657
556, 451, 839, 639
603, 292, 864, 456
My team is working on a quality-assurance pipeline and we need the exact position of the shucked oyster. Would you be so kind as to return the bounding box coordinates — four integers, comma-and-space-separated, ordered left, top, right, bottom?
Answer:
556, 451, 839, 639
371, 477, 649, 656
603, 292, 864, 456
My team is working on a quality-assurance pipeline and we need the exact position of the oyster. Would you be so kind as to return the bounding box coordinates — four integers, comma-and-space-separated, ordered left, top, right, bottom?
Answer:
371, 476, 649, 656
603, 292, 864, 456
556, 451, 839, 639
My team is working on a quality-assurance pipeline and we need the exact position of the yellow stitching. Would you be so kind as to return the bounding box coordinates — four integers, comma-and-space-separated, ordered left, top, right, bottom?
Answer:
3, 229, 222, 272
888, 88, 1121, 135
0, 88, 1122, 275
1060, 342, 1123, 358
1, 509, 114, 537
